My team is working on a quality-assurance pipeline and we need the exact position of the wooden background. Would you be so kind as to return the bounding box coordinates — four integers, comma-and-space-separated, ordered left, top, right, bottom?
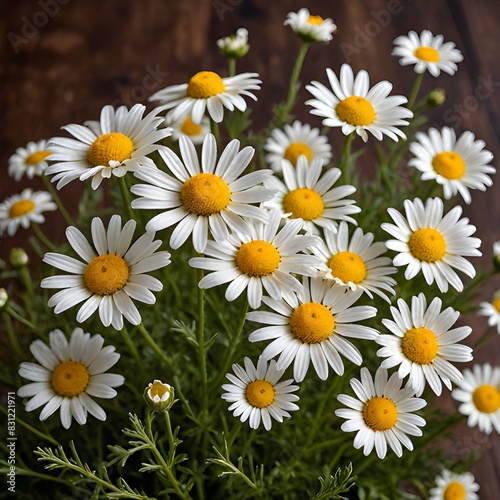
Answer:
1, 0, 499, 496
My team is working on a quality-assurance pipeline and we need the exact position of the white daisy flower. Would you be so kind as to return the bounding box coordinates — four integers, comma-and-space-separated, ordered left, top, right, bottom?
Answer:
188, 209, 325, 309
479, 291, 500, 334
284, 8, 337, 44
306, 64, 412, 142
311, 222, 397, 303
167, 114, 210, 145
382, 198, 482, 293
149, 71, 261, 125
40, 215, 171, 330
264, 120, 332, 172
0, 189, 57, 236
429, 469, 479, 500
131, 134, 275, 253
409, 127, 495, 204
376, 293, 472, 396
8, 140, 52, 181
222, 356, 299, 431
452, 363, 500, 434
392, 30, 463, 77
17, 328, 124, 429
217, 28, 249, 59
335, 366, 427, 459
247, 277, 378, 382
46, 104, 171, 190
263, 156, 360, 234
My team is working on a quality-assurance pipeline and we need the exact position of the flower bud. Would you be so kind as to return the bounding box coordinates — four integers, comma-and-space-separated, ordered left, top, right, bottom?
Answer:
0, 288, 8, 310
10, 248, 29, 268
493, 241, 500, 272
217, 28, 249, 59
426, 88, 446, 108
144, 380, 175, 412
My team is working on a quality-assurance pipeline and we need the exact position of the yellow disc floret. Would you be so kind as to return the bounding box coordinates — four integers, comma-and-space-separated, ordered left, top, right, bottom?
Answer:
328, 251, 367, 284
401, 327, 438, 364
84, 254, 129, 295
290, 302, 335, 343
235, 240, 281, 277
180, 116, 203, 136
472, 384, 500, 414
414, 46, 440, 62
408, 228, 446, 262
51, 361, 90, 397
149, 381, 170, 400
283, 188, 324, 221
25, 150, 52, 165
187, 71, 225, 99
180, 173, 231, 216
432, 152, 466, 180
443, 481, 466, 500
363, 397, 398, 431
336, 96, 376, 127
493, 298, 500, 313
9, 200, 35, 218
246, 380, 275, 408
284, 142, 313, 166
307, 15, 324, 25
87, 133, 134, 167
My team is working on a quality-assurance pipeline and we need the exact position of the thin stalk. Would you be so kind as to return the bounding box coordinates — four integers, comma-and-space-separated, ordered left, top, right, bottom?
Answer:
338, 132, 355, 186
197, 268, 208, 414
407, 72, 425, 109
42, 174, 75, 226
117, 176, 135, 221
4, 305, 40, 332
473, 326, 497, 351
2, 312, 24, 358
228, 58, 236, 77
137, 323, 172, 367
32, 223, 57, 252
120, 325, 144, 370
210, 118, 219, 142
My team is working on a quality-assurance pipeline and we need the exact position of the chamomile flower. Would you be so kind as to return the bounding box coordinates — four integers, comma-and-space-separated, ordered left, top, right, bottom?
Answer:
335, 366, 426, 459
0, 189, 57, 236
188, 209, 324, 309
150, 71, 261, 124
217, 28, 249, 59
409, 127, 495, 204
247, 277, 378, 382
264, 120, 332, 172
167, 114, 210, 145
452, 364, 500, 434
311, 222, 397, 303
392, 30, 463, 77
18, 328, 124, 429
479, 291, 500, 334
376, 293, 473, 396
8, 140, 52, 181
222, 356, 299, 431
46, 104, 171, 190
429, 470, 479, 500
131, 134, 274, 253
306, 64, 412, 142
40, 215, 171, 330
284, 8, 337, 44
382, 198, 482, 293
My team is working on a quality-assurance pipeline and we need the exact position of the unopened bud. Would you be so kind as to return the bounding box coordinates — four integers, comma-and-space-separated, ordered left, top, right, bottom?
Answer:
10, 248, 29, 268
144, 380, 175, 412
217, 28, 249, 60
426, 88, 446, 108
0, 288, 8, 310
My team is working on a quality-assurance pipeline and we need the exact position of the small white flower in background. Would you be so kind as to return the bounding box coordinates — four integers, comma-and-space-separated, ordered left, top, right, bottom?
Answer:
376, 293, 472, 396
409, 127, 495, 204
0, 288, 8, 310
306, 65, 413, 142
217, 28, 249, 59
335, 366, 426, 459
479, 291, 500, 334
167, 114, 210, 145
145, 380, 175, 412
0, 189, 57, 236
452, 364, 500, 435
8, 140, 52, 181
46, 104, 171, 190
392, 30, 463, 77
382, 197, 481, 293
18, 328, 124, 429
429, 469, 479, 500
284, 8, 337, 44
493, 240, 500, 271
222, 356, 299, 431
41, 215, 171, 330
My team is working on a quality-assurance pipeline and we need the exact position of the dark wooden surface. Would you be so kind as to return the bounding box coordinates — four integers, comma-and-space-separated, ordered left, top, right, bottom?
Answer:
1, 0, 499, 496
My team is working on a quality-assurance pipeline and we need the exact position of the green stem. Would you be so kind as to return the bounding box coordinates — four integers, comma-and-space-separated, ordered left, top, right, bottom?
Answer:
2, 312, 24, 358
407, 72, 425, 110
4, 305, 40, 332
228, 58, 236, 77
338, 132, 355, 186
473, 326, 497, 351
120, 325, 144, 370
197, 269, 208, 414
118, 176, 135, 221
42, 174, 75, 226
210, 118, 219, 142
137, 323, 172, 367
32, 223, 57, 252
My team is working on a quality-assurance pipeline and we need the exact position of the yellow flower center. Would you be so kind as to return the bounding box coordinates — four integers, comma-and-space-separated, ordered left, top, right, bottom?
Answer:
84, 253, 129, 295
401, 327, 438, 364
307, 15, 324, 25
9, 200, 35, 218
328, 251, 367, 284
336, 96, 376, 127
363, 397, 398, 431
290, 302, 335, 344
472, 384, 500, 414
187, 71, 225, 99
51, 361, 89, 397
235, 240, 281, 277
180, 116, 203, 136
25, 150, 52, 165
149, 381, 170, 400
246, 380, 275, 408
493, 298, 500, 313
432, 152, 466, 180
408, 228, 446, 263
87, 133, 134, 167
180, 173, 231, 216
414, 46, 440, 63
443, 481, 466, 500
284, 142, 313, 166
283, 188, 324, 221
